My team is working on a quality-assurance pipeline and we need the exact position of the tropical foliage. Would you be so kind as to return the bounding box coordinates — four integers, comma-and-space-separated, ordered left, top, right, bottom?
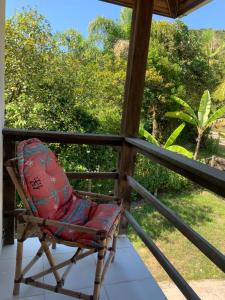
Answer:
140, 123, 193, 158
165, 90, 225, 159
4, 8, 225, 194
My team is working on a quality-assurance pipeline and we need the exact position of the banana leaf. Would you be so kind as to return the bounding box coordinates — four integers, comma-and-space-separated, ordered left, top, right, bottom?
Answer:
165, 111, 196, 125
206, 105, 225, 127
164, 123, 186, 148
139, 127, 159, 146
166, 145, 193, 158
171, 96, 196, 119
198, 90, 211, 127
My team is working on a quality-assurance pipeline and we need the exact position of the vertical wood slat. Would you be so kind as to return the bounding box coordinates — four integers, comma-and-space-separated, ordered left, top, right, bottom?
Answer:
117, 0, 154, 232
3, 138, 16, 244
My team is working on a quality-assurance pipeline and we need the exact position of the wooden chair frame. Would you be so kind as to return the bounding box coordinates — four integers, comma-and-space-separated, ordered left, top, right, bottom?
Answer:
5, 158, 122, 300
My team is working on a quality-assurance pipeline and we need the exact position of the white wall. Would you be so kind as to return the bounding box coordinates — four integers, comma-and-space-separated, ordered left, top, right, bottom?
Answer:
0, 0, 6, 254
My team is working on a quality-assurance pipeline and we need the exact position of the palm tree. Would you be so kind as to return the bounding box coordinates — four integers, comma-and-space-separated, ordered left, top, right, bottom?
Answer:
140, 123, 192, 158
165, 90, 225, 160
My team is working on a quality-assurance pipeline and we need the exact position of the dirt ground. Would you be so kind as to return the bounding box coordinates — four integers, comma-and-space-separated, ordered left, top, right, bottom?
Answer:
159, 280, 225, 300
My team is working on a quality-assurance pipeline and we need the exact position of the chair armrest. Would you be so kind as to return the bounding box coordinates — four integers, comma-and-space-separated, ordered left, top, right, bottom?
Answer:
21, 214, 106, 237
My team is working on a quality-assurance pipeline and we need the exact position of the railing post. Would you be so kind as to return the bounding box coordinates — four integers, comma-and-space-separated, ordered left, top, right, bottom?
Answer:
117, 0, 154, 233
3, 137, 16, 244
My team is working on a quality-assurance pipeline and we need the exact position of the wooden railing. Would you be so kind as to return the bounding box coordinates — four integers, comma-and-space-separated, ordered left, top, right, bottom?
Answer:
126, 137, 225, 198
124, 137, 225, 300
2, 128, 225, 299
2, 128, 123, 145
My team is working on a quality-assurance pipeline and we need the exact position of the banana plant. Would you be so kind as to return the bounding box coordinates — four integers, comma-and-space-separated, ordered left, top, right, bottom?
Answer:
140, 123, 193, 158
165, 90, 225, 160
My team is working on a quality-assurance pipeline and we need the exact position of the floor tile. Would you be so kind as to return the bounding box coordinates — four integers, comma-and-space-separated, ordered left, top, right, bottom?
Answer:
0, 243, 17, 260
43, 251, 97, 291
51, 243, 77, 255
0, 238, 42, 260
44, 286, 108, 300
7, 295, 45, 300
103, 247, 151, 285
0, 237, 165, 300
0, 257, 44, 300
105, 278, 167, 300
116, 235, 132, 249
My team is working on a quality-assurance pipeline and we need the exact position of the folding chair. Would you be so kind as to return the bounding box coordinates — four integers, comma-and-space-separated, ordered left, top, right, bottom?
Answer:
5, 138, 123, 300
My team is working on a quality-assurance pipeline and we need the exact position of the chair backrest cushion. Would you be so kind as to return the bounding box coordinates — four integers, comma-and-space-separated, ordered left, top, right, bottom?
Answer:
17, 138, 73, 219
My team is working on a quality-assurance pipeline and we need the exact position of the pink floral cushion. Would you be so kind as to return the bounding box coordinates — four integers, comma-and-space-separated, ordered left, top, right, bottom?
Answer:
17, 138, 121, 246
17, 138, 74, 219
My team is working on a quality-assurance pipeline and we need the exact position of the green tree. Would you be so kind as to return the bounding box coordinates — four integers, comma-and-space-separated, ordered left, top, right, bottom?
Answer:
165, 90, 225, 159
88, 8, 132, 51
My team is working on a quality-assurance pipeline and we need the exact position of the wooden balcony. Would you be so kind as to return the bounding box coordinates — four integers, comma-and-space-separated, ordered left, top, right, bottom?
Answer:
2, 127, 225, 300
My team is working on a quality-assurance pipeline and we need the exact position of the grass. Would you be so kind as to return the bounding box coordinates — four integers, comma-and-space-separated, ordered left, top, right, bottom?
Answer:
128, 190, 225, 282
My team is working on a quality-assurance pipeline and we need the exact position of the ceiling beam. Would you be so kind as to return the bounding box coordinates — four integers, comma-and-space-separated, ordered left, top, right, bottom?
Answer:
178, 0, 212, 16
167, 0, 178, 18
100, 0, 213, 19
99, 0, 133, 8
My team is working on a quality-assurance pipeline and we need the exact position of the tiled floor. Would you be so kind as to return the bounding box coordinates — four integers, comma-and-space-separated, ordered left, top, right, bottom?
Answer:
0, 236, 167, 300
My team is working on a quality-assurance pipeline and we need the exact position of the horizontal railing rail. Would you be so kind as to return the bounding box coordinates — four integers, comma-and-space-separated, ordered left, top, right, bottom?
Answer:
66, 171, 119, 180
126, 137, 225, 198
3, 128, 124, 146
127, 176, 225, 273
123, 137, 225, 299
125, 210, 200, 300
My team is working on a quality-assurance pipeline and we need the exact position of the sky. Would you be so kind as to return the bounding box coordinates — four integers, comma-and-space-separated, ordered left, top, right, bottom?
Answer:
6, 0, 225, 36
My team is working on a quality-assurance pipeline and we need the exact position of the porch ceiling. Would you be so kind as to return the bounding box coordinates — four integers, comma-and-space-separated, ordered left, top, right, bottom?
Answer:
100, 0, 212, 18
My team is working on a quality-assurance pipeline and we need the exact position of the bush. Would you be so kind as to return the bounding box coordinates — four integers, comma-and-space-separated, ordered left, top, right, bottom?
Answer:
203, 137, 219, 156
134, 155, 193, 194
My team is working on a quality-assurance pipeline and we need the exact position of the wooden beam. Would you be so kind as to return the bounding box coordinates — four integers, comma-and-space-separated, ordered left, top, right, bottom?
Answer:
2, 128, 123, 146
66, 171, 119, 180
126, 137, 225, 198
100, 0, 212, 18
75, 190, 118, 202
121, 0, 154, 137
100, 0, 133, 8
117, 0, 154, 233
167, 0, 178, 18
178, 0, 212, 17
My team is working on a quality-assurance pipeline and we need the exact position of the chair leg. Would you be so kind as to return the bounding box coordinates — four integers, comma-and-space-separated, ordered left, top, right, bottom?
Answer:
93, 238, 107, 300
13, 222, 32, 296
13, 240, 23, 296
111, 233, 117, 263
40, 236, 62, 285
52, 241, 57, 250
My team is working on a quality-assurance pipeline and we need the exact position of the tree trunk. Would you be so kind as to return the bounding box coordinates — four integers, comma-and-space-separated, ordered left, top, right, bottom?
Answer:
193, 132, 202, 160
151, 105, 158, 138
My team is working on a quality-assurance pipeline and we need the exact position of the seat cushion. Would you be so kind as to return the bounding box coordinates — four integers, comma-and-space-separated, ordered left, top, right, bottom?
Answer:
50, 197, 121, 246
17, 138, 122, 246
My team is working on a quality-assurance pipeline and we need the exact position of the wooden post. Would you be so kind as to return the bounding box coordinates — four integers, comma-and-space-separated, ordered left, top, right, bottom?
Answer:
117, 0, 154, 232
0, 0, 6, 251
3, 138, 16, 244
